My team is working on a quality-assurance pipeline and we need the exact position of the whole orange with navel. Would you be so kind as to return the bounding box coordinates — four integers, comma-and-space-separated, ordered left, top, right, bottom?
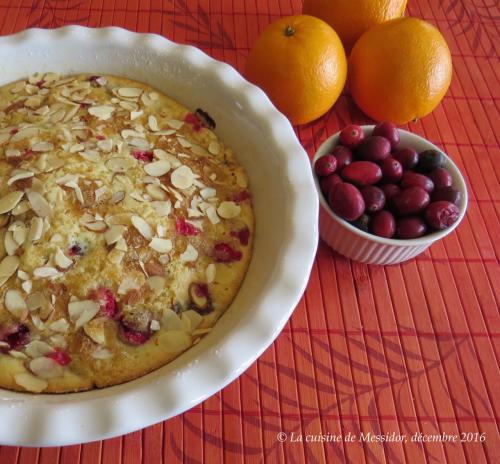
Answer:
349, 17, 453, 124
245, 15, 347, 125
303, 0, 408, 52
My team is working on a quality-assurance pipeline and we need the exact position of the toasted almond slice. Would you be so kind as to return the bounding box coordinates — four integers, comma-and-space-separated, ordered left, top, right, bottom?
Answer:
84, 318, 106, 344
49, 318, 70, 333
11, 200, 31, 216
118, 87, 143, 98
12, 224, 27, 246
25, 340, 54, 358
208, 140, 220, 155
5, 289, 28, 319
217, 201, 241, 219
205, 263, 216, 284
128, 137, 150, 150
4, 231, 19, 256
33, 266, 59, 279
206, 206, 220, 225
166, 119, 184, 130
28, 216, 44, 242
50, 108, 66, 123
21, 280, 32, 294
83, 221, 107, 232
30, 357, 63, 379
7, 169, 34, 186
5, 148, 21, 158
171, 165, 194, 190
0, 191, 24, 214
148, 115, 159, 132
149, 238, 172, 253
15, 372, 48, 393
97, 138, 113, 152
120, 100, 138, 111
144, 160, 171, 177
107, 248, 125, 264
63, 105, 80, 122
146, 184, 167, 201
65, 180, 84, 204
162, 308, 183, 331
92, 347, 113, 360
118, 277, 140, 295
17, 269, 29, 281
0, 255, 19, 280
147, 276, 165, 294
11, 126, 39, 142
54, 247, 73, 269
180, 244, 198, 263
79, 150, 100, 163
105, 225, 126, 245
88, 105, 115, 120
31, 141, 54, 152
69, 143, 85, 153
26, 292, 47, 312
200, 187, 216, 200
68, 299, 100, 328
121, 129, 144, 139
130, 109, 143, 120
27, 190, 52, 217
105, 156, 135, 173
110, 190, 126, 204
177, 137, 192, 148
131, 215, 153, 240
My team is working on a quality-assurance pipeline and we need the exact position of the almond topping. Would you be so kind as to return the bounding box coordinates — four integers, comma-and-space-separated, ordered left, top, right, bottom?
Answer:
131, 215, 153, 240
106, 156, 135, 173
208, 141, 220, 155
144, 160, 171, 177
84, 318, 106, 344
14, 372, 48, 393
0, 191, 24, 214
166, 119, 184, 130
148, 115, 159, 132
146, 184, 167, 201
205, 263, 216, 284
83, 221, 108, 232
171, 165, 194, 190
33, 266, 59, 279
105, 225, 126, 245
31, 141, 54, 152
217, 201, 241, 219
49, 318, 70, 333
11, 126, 39, 142
147, 276, 165, 293
28, 217, 44, 242
4, 231, 19, 255
88, 105, 115, 120
0, 255, 20, 281
117, 87, 143, 98
54, 247, 73, 269
68, 299, 100, 329
30, 357, 63, 379
149, 238, 172, 253
151, 200, 171, 217
5, 289, 28, 319
27, 190, 52, 217
180, 244, 198, 262
97, 138, 113, 152
7, 169, 34, 186
25, 340, 54, 358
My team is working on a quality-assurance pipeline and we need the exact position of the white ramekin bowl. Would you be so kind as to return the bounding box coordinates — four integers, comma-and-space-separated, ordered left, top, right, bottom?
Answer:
313, 126, 467, 265
0, 27, 318, 446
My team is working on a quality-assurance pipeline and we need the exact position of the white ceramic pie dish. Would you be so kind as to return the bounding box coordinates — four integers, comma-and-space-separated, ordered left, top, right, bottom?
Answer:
0, 26, 318, 447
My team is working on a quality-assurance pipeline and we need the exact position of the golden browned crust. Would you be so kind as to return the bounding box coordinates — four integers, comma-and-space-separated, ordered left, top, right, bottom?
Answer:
0, 73, 253, 393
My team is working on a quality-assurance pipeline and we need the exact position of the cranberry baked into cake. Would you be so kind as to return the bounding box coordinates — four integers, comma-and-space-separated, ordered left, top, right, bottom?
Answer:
0, 73, 253, 393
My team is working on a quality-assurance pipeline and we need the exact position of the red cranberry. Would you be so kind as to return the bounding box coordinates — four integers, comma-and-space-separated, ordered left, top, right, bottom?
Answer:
328, 182, 365, 221
341, 161, 382, 186
351, 214, 370, 232
339, 125, 364, 149
372, 122, 400, 149
401, 172, 434, 193
381, 184, 401, 202
47, 349, 72, 366
425, 201, 460, 230
396, 217, 427, 239
231, 190, 251, 203
184, 113, 203, 132
332, 145, 353, 170
0, 324, 30, 352
230, 227, 250, 246
417, 149, 445, 172
320, 174, 342, 197
176, 218, 201, 236
393, 148, 419, 169
132, 150, 153, 162
68, 243, 84, 256
380, 157, 403, 183
431, 186, 461, 205
119, 320, 151, 346
213, 243, 242, 263
370, 211, 396, 238
361, 186, 385, 213
356, 136, 391, 162
392, 187, 430, 215
428, 167, 452, 189
314, 155, 337, 177
90, 287, 118, 319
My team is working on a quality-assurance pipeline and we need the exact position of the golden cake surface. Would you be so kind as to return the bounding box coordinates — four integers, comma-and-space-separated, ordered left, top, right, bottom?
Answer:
0, 73, 253, 393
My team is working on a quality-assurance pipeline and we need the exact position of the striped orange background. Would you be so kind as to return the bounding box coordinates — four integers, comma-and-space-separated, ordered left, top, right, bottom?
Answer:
0, 0, 498, 462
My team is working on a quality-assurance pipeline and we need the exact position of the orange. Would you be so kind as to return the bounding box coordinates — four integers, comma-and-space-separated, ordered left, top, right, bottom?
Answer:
245, 15, 347, 125
349, 17, 453, 124
303, 0, 407, 53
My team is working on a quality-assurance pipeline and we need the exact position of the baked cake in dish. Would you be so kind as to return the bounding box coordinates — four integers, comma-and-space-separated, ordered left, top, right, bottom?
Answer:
0, 73, 253, 393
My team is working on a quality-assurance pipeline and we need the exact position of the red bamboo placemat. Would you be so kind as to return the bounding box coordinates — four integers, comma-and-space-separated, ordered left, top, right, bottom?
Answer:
0, 0, 498, 462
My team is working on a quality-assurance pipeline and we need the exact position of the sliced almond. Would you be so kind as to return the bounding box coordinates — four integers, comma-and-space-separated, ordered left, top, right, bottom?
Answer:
0, 191, 24, 214
49, 318, 70, 333
166, 119, 184, 130
33, 266, 59, 279
206, 206, 220, 225
144, 160, 171, 177
107, 248, 125, 264
83, 221, 107, 232
105, 156, 134, 173
117, 87, 143, 98
5, 148, 21, 158
68, 299, 100, 329
7, 169, 34, 186
14, 372, 48, 393
148, 115, 159, 132
88, 105, 115, 120
149, 238, 172, 253
96, 138, 113, 152
54, 247, 73, 269
28, 217, 44, 242
171, 165, 194, 190
12, 224, 27, 246
104, 225, 126, 245
25, 340, 54, 358
217, 201, 241, 219
146, 184, 167, 201
200, 187, 216, 200
11, 200, 31, 216
31, 141, 54, 152
92, 348, 113, 360
21, 280, 32, 294
30, 357, 63, 379
208, 141, 220, 155
4, 231, 19, 256
5, 289, 28, 319
50, 108, 66, 123
11, 126, 39, 142
130, 110, 143, 120
205, 263, 216, 284
111, 190, 126, 204
0, 255, 20, 279
83, 318, 106, 344
118, 277, 140, 295
131, 215, 153, 240
121, 129, 144, 139
27, 190, 52, 217
177, 137, 192, 148
180, 244, 198, 263
147, 276, 165, 294
26, 292, 47, 311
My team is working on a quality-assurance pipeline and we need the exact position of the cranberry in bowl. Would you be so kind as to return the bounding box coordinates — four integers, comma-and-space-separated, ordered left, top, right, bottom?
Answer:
312, 125, 468, 265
